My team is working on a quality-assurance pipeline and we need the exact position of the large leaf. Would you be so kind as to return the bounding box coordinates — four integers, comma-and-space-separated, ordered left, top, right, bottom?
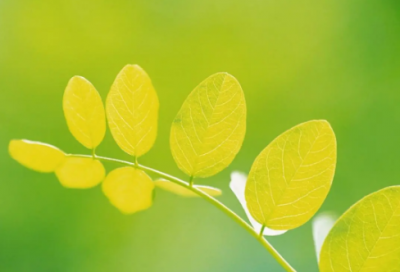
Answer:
155, 179, 222, 197
320, 186, 400, 272
245, 120, 337, 230
106, 65, 159, 157
230, 171, 287, 236
9, 139, 65, 172
55, 157, 105, 188
63, 76, 106, 149
102, 167, 154, 214
170, 73, 246, 178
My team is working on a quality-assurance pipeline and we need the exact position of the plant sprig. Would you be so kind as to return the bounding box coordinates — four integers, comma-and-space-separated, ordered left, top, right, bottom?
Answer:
9, 64, 400, 272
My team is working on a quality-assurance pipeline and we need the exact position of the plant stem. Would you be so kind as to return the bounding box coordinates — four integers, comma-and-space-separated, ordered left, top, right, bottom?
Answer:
68, 153, 297, 272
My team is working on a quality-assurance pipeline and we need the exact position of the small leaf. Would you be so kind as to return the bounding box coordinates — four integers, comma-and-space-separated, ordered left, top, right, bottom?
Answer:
229, 171, 287, 236
170, 73, 246, 178
155, 179, 222, 197
319, 186, 400, 272
106, 65, 159, 157
63, 76, 106, 149
102, 167, 154, 214
55, 157, 105, 188
245, 120, 337, 230
9, 139, 65, 172
312, 212, 337, 261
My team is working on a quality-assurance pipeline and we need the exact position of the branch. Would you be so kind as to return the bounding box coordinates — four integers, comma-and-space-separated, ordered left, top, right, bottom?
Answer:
68, 153, 297, 272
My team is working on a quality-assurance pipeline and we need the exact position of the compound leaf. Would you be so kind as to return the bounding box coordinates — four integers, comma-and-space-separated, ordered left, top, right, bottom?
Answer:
106, 65, 159, 157
55, 157, 105, 188
170, 73, 246, 178
155, 179, 222, 197
320, 186, 400, 272
245, 120, 337, 230
102, 167, 154, 214
63, 76, 106, 149
9, 139, 65, 172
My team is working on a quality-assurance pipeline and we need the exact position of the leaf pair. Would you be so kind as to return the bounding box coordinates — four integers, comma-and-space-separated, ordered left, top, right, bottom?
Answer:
9, 139, 105, 188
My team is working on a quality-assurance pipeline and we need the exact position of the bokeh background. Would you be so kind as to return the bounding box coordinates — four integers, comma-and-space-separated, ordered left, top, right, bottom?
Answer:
1, 0, 400, 271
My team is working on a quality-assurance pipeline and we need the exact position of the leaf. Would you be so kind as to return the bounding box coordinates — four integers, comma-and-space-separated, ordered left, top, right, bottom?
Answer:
170, 73, 246, 178
9, 139, 65, 172
155, 179, 222, 197
312, 212, 337, 261
102, 167, 154, 214
106, 65, 159, 157
229, 171, 287, 236
63, 76, 106, 149
245, 120, 337, 230
319, 186, 400, 272
55, 157, 105, 188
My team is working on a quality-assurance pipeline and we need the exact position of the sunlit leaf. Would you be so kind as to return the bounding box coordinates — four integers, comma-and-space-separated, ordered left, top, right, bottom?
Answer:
63, 76, 106, 149
106, 65, 159, 157
245, 120, 337, 230
155, 179, 222, 197
55, 157, 105, 189
319, 186, 400, 272
170, 73, 246, 178
9, 139, 65, 172
102, 167, 154, 214
312, 212, 337, 261
229, 171, 287, 236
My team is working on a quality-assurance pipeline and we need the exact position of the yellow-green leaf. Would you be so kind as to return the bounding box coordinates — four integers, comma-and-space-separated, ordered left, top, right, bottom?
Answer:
245, 120, 337, 230
320, 186, 400, 272
155, 179, 222, 197
170, 72, 246, 178
102, 167, 154, 214
106, 65, 159, 157
55, 157, 105, 188
63, 76, 106, 149
9, 139, 65, 172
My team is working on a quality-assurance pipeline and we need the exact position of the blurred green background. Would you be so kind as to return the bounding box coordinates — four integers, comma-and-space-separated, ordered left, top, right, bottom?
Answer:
1, 0, 400, 271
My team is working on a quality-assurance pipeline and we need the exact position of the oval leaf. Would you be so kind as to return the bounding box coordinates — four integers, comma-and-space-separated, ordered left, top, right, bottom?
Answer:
106, 65, 159, 157
155, 179, 222, 197
245, 120, 337, 230
320, 186, 400, 272
9, 139, 65, 172
170, 73, 246, 178
102, 167, 154, 214
63, 76, 106, 149
55, 157, 105, 188
229, 171, 287, 236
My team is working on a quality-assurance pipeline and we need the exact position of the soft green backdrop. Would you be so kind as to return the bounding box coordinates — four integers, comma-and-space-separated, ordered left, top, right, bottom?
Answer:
1, 0, 400, 271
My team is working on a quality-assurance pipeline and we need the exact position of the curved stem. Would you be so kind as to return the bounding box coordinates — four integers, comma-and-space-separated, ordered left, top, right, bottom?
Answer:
68, 153, 296, 272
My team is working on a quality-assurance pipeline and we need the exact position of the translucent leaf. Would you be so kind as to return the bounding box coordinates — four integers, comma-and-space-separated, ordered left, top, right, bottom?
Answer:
170, 73, 246, 178
320, 186, 400, 272
102, 167, 154, 214
9, 139, 65, 172
55, 157, 105, 189
63, 76, 106, 149
155, 179, 222, 197
312, 212, 337, 261
106, 65, 159, 157
229, 171, 287, 236
245, 120, 337, 230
